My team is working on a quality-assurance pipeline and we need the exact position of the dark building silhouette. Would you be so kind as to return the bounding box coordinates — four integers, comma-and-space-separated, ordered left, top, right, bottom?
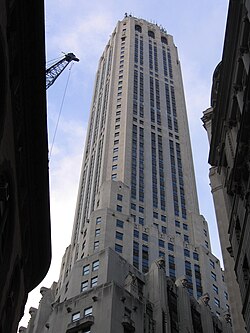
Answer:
0, 0, 51, 332
203, 0, 250, 331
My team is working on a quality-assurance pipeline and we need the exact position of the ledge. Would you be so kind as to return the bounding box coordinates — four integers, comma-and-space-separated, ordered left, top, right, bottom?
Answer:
66, 315, 94, 333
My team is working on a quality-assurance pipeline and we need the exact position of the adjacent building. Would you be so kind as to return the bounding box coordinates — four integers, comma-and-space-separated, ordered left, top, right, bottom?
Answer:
22, 15, 232, 332
0, 0, 51, 332
203, 0, 250, 331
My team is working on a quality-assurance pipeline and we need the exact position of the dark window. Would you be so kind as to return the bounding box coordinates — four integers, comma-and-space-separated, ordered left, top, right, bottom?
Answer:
117, 194, 123, 201
117, 205, 122, 212
135, 24, 142, 33
134, 229, 139, 238
116, 219, 124, 228
159, 239, 165, 248
116, 231, 123, 240
115, 243, 123, 253
168, 243, 174, 251
148, 30, 155, 38
161, 36, 168, 44
193, 252, 199, 261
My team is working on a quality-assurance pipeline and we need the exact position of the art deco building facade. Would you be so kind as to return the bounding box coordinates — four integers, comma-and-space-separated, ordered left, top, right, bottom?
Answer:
22, 16, 232, 332
202, 0, 250, 331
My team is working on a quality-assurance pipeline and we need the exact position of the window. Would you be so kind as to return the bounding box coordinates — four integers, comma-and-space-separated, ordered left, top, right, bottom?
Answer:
159, 251, 165, 258
134, 230, 139, 238
92, 260, 99, 271
139, 206, 144, 213
84, 306, 93, 317
211, 271, 217, 281
115, 243, 123, 253
115, 124, 120, 130
153, 212, 158, 219
95, 229, 100, 237
148, 30, 155, 38
112, 164, 118, 171
183, 223, 188, 230
214, 298, 220, 308
184, 235, 189, 243
204, 229, 207, 236
94, 241, 99, 250
161, 36, 168, 44
72, 312, 80, 322
116, 205, 122, 212
184, 249, 190, 257
142, 233, 148, 242
113, 147, 119, 153
112, 174, 117, 180
161, 215, 166, 222
224, 291, 228, 300
131, 203, 136, 210
159, 239, 165, 248
175, 220, 180, 227
161, 226, 167, 234
116, 117, 120, 123
193, 252, 199, 261
213, 284, 218, 294
210, 259, 215, 268
113, 156, 118, 162
114, 139, 119, 145
135, 24, 142, 33
116, 219, 124, 228
81, 280, 88, 292
131, 214, 136, 222
96, 217, 101, 224
205, 240, 209, 248
116, 231, 123, 240
168, 243, 174, 251
138, 217, 144, 225
117, 194, 123, 201
83, 265, 90, 276
91, 276, 98, 288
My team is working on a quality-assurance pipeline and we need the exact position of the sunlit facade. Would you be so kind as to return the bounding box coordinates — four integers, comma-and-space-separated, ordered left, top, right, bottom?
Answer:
22, 16, 233, 333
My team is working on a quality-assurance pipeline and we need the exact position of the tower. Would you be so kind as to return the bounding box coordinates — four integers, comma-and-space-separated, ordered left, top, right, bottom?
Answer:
23, 16, 233, 333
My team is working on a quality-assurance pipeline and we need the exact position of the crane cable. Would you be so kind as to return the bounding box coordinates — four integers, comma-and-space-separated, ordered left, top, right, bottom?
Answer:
49, 63, 74, 160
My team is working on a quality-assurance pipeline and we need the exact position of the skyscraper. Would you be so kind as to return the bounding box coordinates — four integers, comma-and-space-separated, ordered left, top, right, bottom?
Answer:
22, 15, 233, 333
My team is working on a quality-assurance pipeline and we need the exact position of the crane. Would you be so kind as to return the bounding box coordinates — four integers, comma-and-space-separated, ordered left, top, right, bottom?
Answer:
46, 53, 79, 89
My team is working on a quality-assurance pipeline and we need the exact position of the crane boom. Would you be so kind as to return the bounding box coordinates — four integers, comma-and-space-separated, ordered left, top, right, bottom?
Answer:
46, 53, 79, 89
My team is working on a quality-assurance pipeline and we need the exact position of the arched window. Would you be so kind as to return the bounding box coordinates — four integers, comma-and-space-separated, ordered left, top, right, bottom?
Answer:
135, 24, 142, 33
148, 30, 155, 38
161, 36, 168, 45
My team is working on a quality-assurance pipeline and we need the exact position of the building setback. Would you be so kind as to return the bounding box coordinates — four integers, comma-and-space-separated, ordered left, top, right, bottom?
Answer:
203, 0, 250, 331
22, 15, 232, 332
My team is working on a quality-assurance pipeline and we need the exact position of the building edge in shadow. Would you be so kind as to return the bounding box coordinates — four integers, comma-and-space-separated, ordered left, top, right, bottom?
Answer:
0, 0, 51, 332
202, 0, 250, 331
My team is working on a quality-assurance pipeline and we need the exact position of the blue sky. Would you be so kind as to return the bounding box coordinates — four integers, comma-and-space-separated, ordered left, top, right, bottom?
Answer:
19, 0, 229, 328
